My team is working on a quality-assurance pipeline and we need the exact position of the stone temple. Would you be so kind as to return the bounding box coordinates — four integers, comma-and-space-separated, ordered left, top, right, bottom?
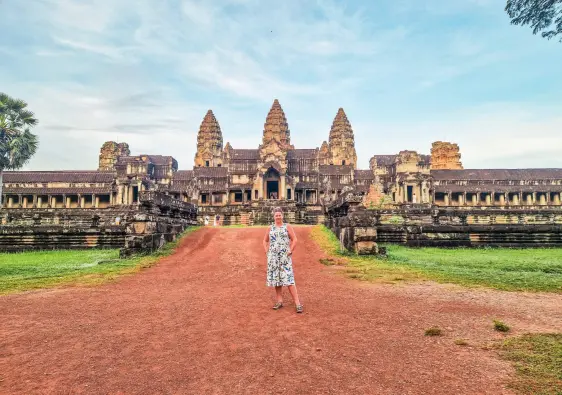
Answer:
2, 99, 562, 225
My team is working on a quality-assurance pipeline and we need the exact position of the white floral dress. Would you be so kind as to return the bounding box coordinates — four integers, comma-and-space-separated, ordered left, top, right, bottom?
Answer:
266, 223, 295, 287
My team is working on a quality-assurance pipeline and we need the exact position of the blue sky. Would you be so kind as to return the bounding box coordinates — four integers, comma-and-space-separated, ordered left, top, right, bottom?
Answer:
1, 0, 561, 170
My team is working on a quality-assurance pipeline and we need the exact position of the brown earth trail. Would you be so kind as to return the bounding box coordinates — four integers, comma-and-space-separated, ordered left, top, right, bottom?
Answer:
1, 227, 560, 394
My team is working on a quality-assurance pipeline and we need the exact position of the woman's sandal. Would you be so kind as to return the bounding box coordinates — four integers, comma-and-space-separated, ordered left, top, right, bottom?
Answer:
272, 302, 283, 310
296, 305, 303, 314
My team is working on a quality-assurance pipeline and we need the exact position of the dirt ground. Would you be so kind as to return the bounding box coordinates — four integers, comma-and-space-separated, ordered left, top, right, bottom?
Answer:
1, 227, 561, 395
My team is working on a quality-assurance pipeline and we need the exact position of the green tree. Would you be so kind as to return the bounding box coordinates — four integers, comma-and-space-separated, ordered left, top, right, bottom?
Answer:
505, 0, 562, 42
0, 93, 39, 207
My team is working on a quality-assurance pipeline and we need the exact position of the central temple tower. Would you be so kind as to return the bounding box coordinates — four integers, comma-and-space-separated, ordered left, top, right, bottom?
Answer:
257, 99, 294, 200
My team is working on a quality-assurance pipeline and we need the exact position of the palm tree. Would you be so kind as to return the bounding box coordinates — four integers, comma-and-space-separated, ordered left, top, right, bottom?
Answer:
0, 93, 39, 207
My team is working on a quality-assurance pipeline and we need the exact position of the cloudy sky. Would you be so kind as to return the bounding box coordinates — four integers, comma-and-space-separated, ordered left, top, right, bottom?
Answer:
1, 0, 561, 171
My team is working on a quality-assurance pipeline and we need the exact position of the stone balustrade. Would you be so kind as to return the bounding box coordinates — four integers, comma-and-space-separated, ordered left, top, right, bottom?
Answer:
325, 193, 562, 253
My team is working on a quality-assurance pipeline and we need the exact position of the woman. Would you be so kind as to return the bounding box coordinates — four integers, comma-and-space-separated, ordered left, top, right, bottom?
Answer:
263, 207, 303, 313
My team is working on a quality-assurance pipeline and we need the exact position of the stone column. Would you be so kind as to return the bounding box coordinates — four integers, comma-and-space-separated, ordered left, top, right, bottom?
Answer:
116, 184, 123, 205
128, 185, 133, 205
539, 193, 546, 205
7, 196, 13, 208
471, 194, 477, 206
37, 196, 42, 208
532, 192, 537, 204
280, 175, 286, 200
444, 193, 450, 206
95, 195, 100, 208
499, 193, 505, 206
526, 193, 532, 205
513, 193, 519, 206
51, 196, 57, 208
63, 194, 68, 208
17, 194, 22, 208
554, 193, 561, 205
485, 193, 491, 205
22, 196, 28, 208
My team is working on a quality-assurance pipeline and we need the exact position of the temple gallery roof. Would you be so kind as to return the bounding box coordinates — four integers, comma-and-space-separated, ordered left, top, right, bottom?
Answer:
3, 171, 114, 183
174, 170, 194, 181
287, 149, 318, 159
354, 170, 374, 180
432, 169, 562, 181
230, 149, 259, 160
193, 167, 229, 177
319, 164, 354, 175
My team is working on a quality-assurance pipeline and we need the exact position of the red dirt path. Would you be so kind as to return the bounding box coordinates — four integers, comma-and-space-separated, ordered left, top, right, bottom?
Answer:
1, 227, 561, 394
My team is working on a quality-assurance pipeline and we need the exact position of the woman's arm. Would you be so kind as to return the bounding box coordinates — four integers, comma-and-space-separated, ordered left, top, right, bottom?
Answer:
263, 227, 270, 253
287, 225, 297, 256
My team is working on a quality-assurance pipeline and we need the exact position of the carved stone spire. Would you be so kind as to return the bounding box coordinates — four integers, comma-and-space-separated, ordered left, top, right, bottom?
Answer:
194, 110, 224, 167
430, 141, 463, 170
328, 108, 357, 168
262, 99, 293, 149
318, 140, 330, 165
98, 141, 130, 171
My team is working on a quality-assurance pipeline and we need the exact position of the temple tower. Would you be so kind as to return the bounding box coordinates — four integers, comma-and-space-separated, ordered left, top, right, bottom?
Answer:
194, 110, 224, 167
328, 108, 357, 168
257, 99, 294, 200
98, 141, 130, 171
261, 99, 293, 150
318, 141, 330, 165
430, 141, 463, 170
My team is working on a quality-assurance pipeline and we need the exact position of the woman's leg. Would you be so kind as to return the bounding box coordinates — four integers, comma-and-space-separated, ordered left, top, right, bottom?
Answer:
275, 286, 283, 303
287, 285, 301, 306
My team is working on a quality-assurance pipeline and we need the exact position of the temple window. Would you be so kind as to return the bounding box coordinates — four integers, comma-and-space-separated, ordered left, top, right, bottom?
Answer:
205, 161, 210, 167
287, 189, 292, 200
342, 160, 346, 165
435, 192, 446, 204
234, 192, 243, 203
98, 195, 111, 208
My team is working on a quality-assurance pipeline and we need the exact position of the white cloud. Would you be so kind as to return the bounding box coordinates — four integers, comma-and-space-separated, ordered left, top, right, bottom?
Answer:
353, 103, 562, 169
2, 0, 561, 173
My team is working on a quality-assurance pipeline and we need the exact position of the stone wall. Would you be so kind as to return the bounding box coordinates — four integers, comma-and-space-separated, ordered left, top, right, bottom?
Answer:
325, 191, 562, 253
0, 191, 197, 254
120, 191, 197, 256
197, 201, 324, 226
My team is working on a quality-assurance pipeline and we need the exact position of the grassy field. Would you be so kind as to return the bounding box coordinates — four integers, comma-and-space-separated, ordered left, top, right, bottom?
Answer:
311, 226, 562, 293
498, 333, 562, 395
0, 227, 200, 294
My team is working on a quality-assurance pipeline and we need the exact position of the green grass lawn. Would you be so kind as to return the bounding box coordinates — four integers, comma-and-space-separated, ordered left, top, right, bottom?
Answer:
311, 226, 562, 293
0, 227, 200, 295
498, 333, 562, 395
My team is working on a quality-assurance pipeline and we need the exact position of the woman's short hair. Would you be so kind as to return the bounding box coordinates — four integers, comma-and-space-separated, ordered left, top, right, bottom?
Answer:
272, 207, 283, 215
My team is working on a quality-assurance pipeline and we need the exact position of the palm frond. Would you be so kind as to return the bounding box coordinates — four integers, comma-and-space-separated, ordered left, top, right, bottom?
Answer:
0, 93, 39, 171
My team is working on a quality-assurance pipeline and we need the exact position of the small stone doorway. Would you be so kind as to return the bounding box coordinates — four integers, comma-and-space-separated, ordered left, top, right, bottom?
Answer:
264, 167, 280, 200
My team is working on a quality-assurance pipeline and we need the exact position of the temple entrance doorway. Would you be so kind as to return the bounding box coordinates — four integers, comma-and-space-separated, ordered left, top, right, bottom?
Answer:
267, 181, 279, 200
264, 167, 280, 200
